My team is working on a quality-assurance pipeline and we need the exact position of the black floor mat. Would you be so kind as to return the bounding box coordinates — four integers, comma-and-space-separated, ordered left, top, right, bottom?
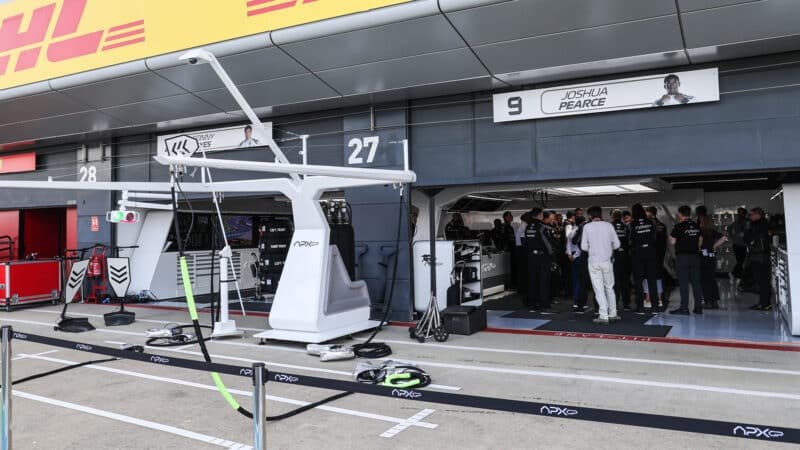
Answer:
532, 311, 671, 337
479, 294, 526, 311
502, 307, 592, 321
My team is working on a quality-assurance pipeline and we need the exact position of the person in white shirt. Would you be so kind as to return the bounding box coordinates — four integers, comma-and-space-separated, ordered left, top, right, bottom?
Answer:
580, 206, 621, 324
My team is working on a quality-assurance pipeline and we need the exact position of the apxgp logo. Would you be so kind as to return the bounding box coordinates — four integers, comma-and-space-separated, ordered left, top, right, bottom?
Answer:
239, 368, 253, 377
150, 356, 170, 364
12, 332, 27, 340
539, 406, 578, 416
273, 374, 299, 383
293, 241, 319, 248
75, 343, 92, 351
0, 0, 146, 77
732, 426, 784, 439
391, 389, 422, 399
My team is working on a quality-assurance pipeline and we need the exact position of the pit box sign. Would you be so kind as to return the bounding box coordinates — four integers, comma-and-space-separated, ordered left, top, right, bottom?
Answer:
157, 122, 273, 158
493, 68, 719, 123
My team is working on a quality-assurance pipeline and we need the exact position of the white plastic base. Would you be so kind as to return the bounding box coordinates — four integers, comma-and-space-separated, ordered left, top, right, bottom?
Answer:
253, 320, 379, 344
211, 320, 244, 339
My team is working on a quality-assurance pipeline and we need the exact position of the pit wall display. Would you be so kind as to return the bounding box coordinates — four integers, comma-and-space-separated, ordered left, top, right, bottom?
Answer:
493, 68, 719, 123
0, 0, 411, 90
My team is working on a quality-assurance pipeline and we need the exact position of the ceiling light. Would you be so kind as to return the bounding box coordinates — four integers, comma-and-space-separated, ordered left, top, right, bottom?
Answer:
573, 186, 627, 194
467, 194, 508, 202
671, 177, 769, 185
619, 184, 656, 192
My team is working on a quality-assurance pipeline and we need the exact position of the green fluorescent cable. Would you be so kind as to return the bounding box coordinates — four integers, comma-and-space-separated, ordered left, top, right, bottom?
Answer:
180, 258, 199, 322
179, 256, 243, 412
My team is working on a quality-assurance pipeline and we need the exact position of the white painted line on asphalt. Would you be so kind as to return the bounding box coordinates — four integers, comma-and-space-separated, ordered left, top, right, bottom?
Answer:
13, 349, 58, 360
380, 409, 437, 438
353, 337, 800, 376
0, 317, 142, 336
32, 309, 264, 331
396, 359, 800, 401
104, 340, 461, 392
22, 353, 438, 430
17, 315, 795, 400
14, 390, 251, 449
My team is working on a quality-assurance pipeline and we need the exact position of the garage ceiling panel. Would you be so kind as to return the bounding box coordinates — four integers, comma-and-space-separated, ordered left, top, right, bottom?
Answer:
0, 90, 93, 125
677, 0, 762, 12
680, 0, 800, 48
0, 111, 126, 143
278, 15, 465, 72
442, 0, 677, 46
315, 48, 489, 95
474, 16, 684, 75
495, 51, 689, 86
57, 71, 188, 109
195, 75, 340, 112
99, 94, 223, 127
153, 47, 309, 93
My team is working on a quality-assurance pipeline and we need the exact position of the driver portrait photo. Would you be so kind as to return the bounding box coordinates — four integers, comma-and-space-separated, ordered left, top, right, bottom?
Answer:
238, 125, 260, 148
653, 74, 694, 106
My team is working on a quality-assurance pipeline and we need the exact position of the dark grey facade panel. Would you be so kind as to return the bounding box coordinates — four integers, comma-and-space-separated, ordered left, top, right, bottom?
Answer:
0, 147, 78, 208
410, 60, 800, 187
115, 135, 152, 183
343, 109, 412, 320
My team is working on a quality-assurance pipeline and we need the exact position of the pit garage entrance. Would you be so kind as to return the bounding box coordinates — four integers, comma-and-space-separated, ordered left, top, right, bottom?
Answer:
411, 171, 799, 344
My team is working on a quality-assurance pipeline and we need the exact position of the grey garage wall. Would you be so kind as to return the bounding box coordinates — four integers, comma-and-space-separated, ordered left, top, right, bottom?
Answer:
342, 107, 412, 321
0, 144, 113, 251
410, 56, 800, 186
0, 146, 78, 208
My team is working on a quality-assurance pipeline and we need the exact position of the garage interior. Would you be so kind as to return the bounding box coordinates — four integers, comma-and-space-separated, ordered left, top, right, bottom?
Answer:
414, 171, 798, 343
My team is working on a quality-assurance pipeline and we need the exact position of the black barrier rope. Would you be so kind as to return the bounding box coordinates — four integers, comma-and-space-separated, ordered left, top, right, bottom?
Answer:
2, 357, 118, 387
9, 331, 800, 445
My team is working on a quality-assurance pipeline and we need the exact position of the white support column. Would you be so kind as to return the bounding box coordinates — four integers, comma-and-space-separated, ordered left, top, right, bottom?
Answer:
781, 184, 800, 336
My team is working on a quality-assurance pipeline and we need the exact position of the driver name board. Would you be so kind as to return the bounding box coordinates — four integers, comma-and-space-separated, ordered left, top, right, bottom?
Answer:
493, 68, 719, 123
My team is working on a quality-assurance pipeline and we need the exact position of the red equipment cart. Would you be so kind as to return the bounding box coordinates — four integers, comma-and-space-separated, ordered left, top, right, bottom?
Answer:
0, 259, 62, 311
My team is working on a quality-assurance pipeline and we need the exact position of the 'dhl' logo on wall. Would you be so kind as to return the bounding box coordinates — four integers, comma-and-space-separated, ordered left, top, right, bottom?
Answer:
0, 0, 145, 77
246, 0, 321, 17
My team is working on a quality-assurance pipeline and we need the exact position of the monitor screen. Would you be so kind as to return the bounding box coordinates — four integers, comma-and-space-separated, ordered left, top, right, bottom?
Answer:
222, 215, 254, 248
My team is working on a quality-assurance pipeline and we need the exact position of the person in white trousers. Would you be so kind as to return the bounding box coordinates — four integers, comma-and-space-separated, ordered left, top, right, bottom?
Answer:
580, 206, 622, 324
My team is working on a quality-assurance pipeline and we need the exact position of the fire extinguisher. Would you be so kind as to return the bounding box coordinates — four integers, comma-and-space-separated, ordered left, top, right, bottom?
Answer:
88, 255, 103, 278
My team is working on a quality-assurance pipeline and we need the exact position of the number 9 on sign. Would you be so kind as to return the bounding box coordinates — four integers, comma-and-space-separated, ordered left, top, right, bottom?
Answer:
508, 97, 522, 116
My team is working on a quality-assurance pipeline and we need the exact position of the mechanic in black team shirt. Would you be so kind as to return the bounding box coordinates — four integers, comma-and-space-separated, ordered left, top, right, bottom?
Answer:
524, 207, 556, 312
630, 204, 660, 313
611, 210, 631, 311
744, 207, 773, 311
670, 205, 704, 315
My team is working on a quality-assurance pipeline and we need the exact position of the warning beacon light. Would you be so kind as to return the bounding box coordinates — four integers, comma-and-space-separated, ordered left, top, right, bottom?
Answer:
106, 210, 140, 223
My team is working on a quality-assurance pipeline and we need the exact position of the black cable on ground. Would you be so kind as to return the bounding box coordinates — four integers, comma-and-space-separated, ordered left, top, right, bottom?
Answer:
266, 392, 354, 422
3, 357, 118, 387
